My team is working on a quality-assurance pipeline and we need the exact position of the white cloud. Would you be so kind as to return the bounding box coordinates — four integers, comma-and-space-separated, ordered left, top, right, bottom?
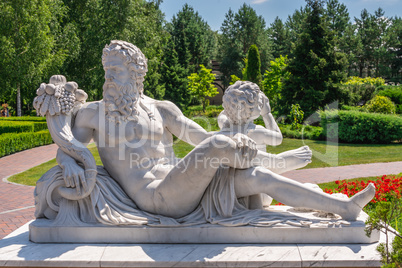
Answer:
251, 0, 269, 4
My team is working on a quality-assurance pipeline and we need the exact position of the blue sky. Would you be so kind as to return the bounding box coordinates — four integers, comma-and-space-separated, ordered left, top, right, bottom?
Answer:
159, 0, 402, 31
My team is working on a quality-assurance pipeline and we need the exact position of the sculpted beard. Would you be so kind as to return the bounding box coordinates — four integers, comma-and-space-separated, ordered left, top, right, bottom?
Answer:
103, 79, 140, 123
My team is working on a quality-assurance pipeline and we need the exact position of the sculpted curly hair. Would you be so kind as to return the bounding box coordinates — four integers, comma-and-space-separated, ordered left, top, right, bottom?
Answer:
102, 41, 148, 123
222, 81, 262, 125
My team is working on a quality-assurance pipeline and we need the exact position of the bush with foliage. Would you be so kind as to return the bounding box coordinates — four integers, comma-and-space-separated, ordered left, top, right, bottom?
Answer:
0, 130, 53, 157
377, 86, 402, 114
365, 96, 396, 114
342, 76, 386, 105
183, 105, 223, 118
262, 55, 290, 110
377, 86, 402, 104
187, 65, 218, 112
289, 104, 304, 130
0, 121, 47, 135
0, 116, 46, 122
320, 110, 402, 143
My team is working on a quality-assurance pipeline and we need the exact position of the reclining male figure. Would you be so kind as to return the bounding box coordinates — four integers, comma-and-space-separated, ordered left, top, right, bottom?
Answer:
57, 40, 375, 221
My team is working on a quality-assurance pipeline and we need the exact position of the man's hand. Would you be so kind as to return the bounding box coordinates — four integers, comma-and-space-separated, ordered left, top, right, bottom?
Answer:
61, 161, 88, 196
232, 133, 258, 160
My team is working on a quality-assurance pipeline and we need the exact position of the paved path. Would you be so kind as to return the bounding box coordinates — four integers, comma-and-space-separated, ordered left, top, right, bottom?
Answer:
282, 161, 402, 184
0, 144, 401, 239
0, 144, 58, 239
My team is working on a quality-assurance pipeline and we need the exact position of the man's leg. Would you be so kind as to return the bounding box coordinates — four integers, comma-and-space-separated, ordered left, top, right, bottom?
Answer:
233, 167, 375, 221
146, 134, 250, 218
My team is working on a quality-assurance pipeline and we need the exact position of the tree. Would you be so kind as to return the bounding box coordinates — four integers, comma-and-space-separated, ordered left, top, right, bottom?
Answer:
281, 0, 348, 117
219, 4, 271, 88
244, 45, 262, 86
285, 5, 310, 47
0, 0, 73, 116
269, 17, 291, 59
60, 0, 168, 100
160, 38, 189, 110
388, 17, 402, 81
187, 65, 218, 112
262, 55, 290, 111
325, 0, 350, 41
169, 4, 217, 75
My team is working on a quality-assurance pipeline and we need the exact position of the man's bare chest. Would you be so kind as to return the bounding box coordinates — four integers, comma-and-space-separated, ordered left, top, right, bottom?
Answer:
100, 114, 165, 146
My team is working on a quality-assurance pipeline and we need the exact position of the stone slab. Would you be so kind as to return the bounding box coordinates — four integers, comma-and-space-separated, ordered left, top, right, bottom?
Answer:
0, 222, 386, 268
29, 206, 379, 244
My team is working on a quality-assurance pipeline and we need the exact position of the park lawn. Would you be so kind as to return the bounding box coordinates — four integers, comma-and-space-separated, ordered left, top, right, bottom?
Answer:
8, 145, 102, 186
7, 138, 402, 186
173, 138, 402, 168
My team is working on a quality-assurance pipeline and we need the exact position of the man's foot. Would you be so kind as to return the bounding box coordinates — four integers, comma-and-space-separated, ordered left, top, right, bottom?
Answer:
340, 183, 376, 221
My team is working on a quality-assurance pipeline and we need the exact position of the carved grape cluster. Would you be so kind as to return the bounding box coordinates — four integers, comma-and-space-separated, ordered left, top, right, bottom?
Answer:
33, 75, 88, 116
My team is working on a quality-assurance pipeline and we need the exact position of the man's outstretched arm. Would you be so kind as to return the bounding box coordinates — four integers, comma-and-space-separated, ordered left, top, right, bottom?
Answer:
158, 101, 213, 146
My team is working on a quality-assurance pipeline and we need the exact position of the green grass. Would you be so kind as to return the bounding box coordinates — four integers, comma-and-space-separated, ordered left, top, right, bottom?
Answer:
8, 145, 102, 186
268, 138, 402, 169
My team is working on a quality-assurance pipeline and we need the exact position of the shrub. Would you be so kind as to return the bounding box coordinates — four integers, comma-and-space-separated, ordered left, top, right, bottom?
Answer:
0, 121, 35, 134
377, 85, 402, 109
0, 121, 48, 134
320, 110, 402, 143
0, 130, 53, 157
254, 120, 324, 140
341, 105, 367, 112
365, 96, 396, 114
342, 76, 385, 105
0, 116, 46, 122
289, 104, 304, 130
184, 105, 223, 118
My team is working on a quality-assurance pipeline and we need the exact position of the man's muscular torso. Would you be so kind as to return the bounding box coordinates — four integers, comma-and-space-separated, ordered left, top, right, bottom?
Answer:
72, 96, 204, 204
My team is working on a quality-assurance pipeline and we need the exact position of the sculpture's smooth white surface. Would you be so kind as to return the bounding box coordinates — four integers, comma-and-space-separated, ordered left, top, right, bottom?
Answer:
1, 222, 386, 268
31, 40, 376, 242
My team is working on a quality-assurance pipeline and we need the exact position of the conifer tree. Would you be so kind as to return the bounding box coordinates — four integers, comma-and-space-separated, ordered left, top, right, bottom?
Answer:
281, 0, 348, 117
245, 45, 262, 87
161, 38, 189, 110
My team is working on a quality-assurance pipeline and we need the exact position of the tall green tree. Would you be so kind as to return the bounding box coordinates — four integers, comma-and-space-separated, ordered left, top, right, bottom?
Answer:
354, 8, 378, 77
325, 0, 350, 41
60, 0, 168, 100
187, 65, 218, 112
269, 17, 291, 59
281, 0, 348, 117
244, 45, 262, 86
169, 4, 217, 75
0, 0, 74, 116
388, 17, 402, 80
285, 5, 310, 47
219, 4, 271, 88
160, 38, 189, 110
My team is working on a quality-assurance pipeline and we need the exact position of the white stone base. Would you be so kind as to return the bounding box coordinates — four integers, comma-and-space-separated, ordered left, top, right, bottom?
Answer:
0, 221, 387, 268
29, 206, 379, 244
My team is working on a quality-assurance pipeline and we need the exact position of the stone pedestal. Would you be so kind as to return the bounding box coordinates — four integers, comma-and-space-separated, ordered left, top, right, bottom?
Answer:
29, 206, 379, 244
0, 221, 386, 268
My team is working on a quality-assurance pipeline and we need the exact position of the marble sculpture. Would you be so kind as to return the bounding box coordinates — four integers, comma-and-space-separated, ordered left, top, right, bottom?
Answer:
32, 40, 376, 231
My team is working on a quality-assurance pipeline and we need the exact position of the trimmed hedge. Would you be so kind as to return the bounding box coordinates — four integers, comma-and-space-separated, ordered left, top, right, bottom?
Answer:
320, 110, 402, 143
0, 121, 48, 134
0, 116, 46, 122
0, 130, 53, 157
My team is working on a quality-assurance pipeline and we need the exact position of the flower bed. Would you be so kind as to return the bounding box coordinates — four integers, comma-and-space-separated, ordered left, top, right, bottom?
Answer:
323, 175, 402, 207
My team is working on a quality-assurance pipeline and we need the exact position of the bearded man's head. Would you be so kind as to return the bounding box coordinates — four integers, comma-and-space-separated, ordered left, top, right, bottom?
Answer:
102, 40, 148, 123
